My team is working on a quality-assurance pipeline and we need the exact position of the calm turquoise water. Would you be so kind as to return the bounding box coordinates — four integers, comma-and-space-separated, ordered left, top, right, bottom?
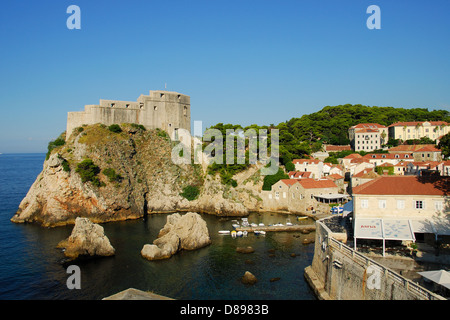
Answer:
0, 153, 316, 300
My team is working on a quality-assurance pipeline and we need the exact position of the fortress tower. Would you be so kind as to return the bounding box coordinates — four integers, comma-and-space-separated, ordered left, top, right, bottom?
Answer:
66, 90, 191, 140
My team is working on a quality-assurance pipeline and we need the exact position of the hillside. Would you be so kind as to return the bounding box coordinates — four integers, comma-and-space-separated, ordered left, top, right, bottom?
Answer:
282, 104, 449, 146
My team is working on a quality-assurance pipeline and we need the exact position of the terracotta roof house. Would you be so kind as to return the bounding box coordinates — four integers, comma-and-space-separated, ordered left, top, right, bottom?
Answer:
263, 178, 342, 213
324, 145, 352, 152
413, 145, 442, 162
288, 171, 312, 179
292, 159, 323, 179
348, 123, 388, 151
388, 121, 449, 141
352, 175, 450, 252
388, 144, 437, 154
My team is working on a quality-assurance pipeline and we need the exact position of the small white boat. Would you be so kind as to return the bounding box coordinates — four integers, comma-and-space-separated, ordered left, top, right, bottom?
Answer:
231, 230, 237, 238
254, 230, 261, 235
218, 230, 230, 235
237, 231, 243, 237
258, 223, 265, 227
251, 223, 258, 227
243, 231, 248, 237
231, 220, 240, 228
286, 219, 293, 226
241, 218, 250, 227
259, 231, 266, 235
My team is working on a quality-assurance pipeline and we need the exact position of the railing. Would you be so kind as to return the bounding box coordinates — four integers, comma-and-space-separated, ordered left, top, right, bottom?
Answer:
318, 219, 444, 300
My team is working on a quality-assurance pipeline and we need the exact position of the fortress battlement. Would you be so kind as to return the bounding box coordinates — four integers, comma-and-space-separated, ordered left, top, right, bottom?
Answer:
66, 90, 190, 140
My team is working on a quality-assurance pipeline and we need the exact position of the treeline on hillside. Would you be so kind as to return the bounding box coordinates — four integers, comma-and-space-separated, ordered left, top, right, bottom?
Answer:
283, 104, 449, 147
204, 105, 449, 188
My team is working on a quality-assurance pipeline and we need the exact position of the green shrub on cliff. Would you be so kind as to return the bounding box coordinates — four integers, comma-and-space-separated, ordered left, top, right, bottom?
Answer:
76, 159, 104, 187
46, 133, 66, 160
180, 185, 200, 201
102, 168, 122, 183
108, 124, 122, 133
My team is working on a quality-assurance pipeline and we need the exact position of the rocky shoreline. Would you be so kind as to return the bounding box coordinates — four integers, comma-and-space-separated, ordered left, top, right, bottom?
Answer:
10, 124, 318, 228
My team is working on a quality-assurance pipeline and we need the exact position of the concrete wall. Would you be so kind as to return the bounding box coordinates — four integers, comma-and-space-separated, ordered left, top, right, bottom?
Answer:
66, 90, 190, 140
304, 218, 444, 300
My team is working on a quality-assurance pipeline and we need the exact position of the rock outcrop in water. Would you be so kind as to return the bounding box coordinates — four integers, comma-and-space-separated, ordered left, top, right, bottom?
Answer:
141, 212, 211, 260
11, 124, 263, 227
57, 217, 115, 260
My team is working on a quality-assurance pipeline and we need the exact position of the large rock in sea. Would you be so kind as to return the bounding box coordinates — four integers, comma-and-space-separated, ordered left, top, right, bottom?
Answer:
57, 217, 115, 259
11, 125, 253, 227
141, 212, 211, 260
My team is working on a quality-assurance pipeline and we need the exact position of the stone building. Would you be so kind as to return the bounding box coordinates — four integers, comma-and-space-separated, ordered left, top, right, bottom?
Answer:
351, 175, 450, 244
66, 90, 191, 140
387, 121, 449, 141
262, 178, 340, 213
348, 123, 388, 151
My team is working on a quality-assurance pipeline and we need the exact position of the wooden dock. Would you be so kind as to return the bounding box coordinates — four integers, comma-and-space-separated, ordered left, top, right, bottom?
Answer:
235, 224, 315, 233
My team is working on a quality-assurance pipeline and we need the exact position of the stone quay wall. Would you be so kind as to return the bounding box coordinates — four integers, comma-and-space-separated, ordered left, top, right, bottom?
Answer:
304, 217, 444, 300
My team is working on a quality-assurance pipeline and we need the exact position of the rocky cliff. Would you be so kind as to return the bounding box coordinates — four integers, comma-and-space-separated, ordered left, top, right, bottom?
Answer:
11, 124, 264, 227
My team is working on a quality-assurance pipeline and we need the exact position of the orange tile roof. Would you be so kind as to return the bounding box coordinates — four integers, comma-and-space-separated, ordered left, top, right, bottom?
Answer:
280, 179, 300, 186
351, 123, 387, 129
353, 169, 379, 178
326, 174, 344, 180
388, 144, 436, 153
388, 121, 448, 127
325, 145, 352, 152
297, 179, 338, 189
414, 146, 441, 153
288, 171, 312, 178
292, 159, 321, 165
352, 176, 449, 196
363, 153, 413, 160
344, 154, 363, 159
377, 163, 393, 167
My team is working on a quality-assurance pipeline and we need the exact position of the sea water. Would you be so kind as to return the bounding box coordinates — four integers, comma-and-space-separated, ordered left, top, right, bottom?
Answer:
0, 153, 316, 300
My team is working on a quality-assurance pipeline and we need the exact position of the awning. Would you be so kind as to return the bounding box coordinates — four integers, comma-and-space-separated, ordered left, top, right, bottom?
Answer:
354, 218, 415, 241
411, 217, 450, 236
315, 194, 347, 200
354, 218, 415, 256
418, 270, 450, 290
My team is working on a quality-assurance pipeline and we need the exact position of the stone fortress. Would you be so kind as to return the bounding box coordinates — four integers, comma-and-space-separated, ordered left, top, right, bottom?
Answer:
66, 90, 191, 140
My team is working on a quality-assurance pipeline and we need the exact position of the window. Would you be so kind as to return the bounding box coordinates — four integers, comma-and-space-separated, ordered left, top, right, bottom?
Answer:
292, 193, 295, 199
415, 200, 424, 209
154, 106, 158, 111
275, 192, 279, 199
125, 104, 130, 108
397, 200, 405, 209
379, 200, 387, 209
183, 106, 188, 116
110, 103, 115, 107
435, 201, 443, 211
361, 199, 369, 209
283, 192, 286, 199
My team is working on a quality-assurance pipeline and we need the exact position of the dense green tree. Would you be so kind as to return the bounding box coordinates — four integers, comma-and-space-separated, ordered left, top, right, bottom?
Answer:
438, 133, 450, 158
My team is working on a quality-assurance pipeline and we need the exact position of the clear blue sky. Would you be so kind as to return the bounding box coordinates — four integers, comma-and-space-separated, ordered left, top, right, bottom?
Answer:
0, 0, 449, 153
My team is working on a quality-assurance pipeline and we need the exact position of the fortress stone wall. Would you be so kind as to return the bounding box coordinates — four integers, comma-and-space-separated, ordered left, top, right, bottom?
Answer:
66, 90, 190, 140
